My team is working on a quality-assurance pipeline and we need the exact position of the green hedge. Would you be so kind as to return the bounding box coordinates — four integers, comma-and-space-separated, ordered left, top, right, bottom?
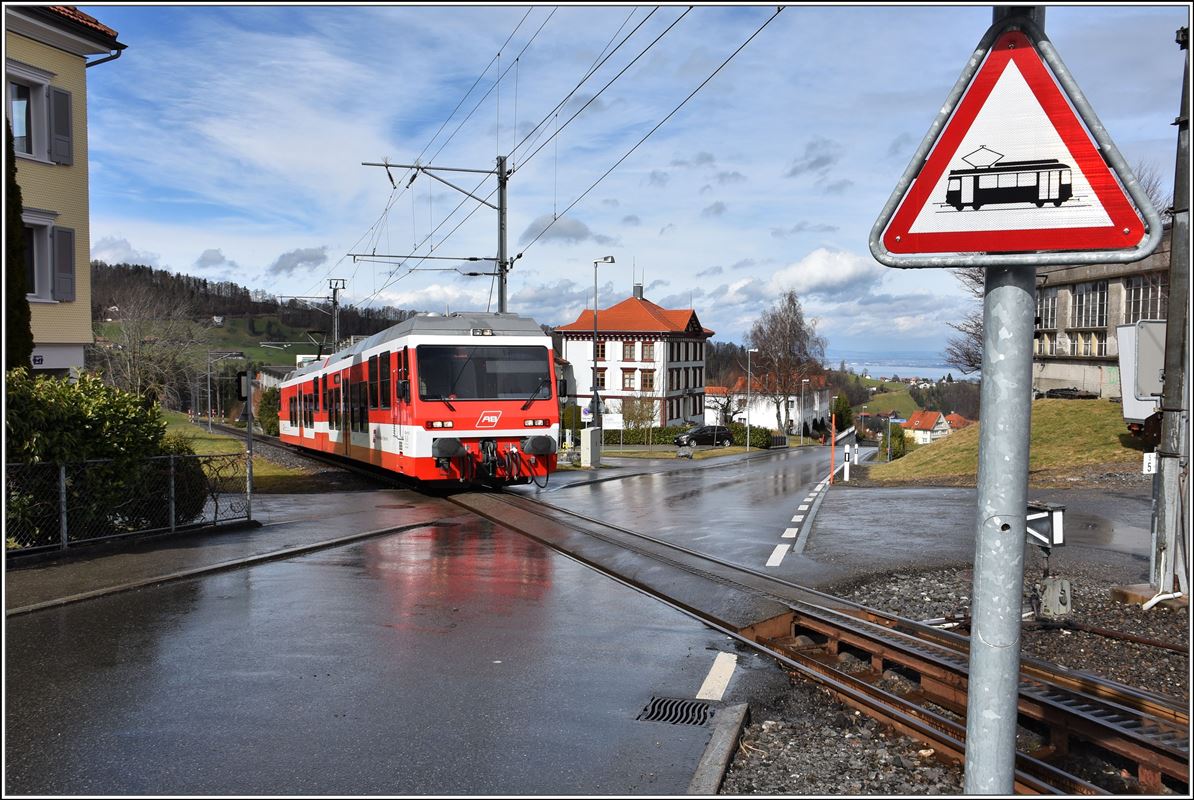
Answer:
601, 425, 689, 446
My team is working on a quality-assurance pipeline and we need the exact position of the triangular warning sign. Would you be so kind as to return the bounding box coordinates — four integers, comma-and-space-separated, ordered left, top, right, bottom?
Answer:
881, 30, 1146, 257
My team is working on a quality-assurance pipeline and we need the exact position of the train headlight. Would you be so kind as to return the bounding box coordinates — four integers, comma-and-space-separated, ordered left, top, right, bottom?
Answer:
425, 420, 455, 429
523, 419, 549, 427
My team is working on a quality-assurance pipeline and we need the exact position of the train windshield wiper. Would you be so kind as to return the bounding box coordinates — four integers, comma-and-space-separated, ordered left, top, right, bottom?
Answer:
521, 378, 548, 410
428, 394, 455, 411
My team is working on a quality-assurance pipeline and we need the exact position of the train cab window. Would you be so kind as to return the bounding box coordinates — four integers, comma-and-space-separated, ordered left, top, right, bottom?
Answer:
1061, 169, 1072, 184
379, 351, 391, 409
416, 345, 552, 401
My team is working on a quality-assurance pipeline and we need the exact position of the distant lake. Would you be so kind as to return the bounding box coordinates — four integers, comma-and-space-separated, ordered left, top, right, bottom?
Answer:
826, 351, 979, 381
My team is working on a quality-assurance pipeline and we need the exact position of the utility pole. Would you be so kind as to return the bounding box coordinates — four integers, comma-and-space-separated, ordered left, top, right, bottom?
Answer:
1151, 25, 1190, 597
360, 157, 509, 312
329, 278, 346, 350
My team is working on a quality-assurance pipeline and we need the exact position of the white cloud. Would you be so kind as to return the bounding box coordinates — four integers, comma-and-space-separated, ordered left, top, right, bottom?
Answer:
91, 236, 161, 267
768, 248, 885, 298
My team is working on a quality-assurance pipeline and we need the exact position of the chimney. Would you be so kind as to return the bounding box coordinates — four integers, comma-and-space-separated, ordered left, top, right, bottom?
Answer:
633, 283, 644, 300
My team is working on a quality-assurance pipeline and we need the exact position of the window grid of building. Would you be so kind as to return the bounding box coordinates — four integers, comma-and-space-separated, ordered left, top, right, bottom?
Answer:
1035, 287, 1057, 329
621, 370, 635, 390
642, 370, 655, 391
1071, 281, 1107, 328
622, 341, 635, 361
594, 341, 605, 360
1126, 273, 1168, 324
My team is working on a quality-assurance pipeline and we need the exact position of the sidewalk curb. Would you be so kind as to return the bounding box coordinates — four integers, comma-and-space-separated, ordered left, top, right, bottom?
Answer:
687, 702, 750, 794
5, 520, 436, 618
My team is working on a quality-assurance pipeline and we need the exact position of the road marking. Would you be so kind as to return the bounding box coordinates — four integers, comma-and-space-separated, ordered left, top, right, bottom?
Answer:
782, 527, 799, 538
766, 544, 789, 567
696, 652, 739, 701
791, 514, 805, 523
798, 504, 810, 511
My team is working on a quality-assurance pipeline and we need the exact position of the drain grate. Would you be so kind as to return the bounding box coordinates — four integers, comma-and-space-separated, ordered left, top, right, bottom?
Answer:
635, 696, 715, 726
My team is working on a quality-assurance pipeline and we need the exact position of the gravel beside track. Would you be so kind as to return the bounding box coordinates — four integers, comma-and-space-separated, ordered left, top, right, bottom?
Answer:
722, 545, 1188, 795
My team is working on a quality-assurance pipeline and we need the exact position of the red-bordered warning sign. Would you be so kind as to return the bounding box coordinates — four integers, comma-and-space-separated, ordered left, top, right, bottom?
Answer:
872, 24, 1160, 266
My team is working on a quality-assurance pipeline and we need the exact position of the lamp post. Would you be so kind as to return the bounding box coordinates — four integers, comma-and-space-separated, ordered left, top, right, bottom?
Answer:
887, 417, 893, 462
746, 348, 758, 451
592, 256, 615, 430
800, 377, 809, 447
207, 350, 244, 432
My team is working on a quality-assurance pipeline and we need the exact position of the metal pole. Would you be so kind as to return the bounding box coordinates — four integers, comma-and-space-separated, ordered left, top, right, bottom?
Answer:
830, 412, 836, 485
169, 454, 176, 534
801, 380, 806, 446
58, 463, 68, 550
964, 265, 1037, 794
1152, 25, 1189, 594
246, 364, 254, 523
207, 357, 212, 433
747, 350, 752, 452
592, 262, 602, 430
887, 418, 892, 462
330, 278, 345, 349
497, 155, 508, 314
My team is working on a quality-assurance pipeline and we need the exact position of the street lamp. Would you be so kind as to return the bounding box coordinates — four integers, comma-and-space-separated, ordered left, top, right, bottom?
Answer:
746, 348, 758, 452
592, 255, 615, 430
801, 378, 810, 447
206, 351, 245, 432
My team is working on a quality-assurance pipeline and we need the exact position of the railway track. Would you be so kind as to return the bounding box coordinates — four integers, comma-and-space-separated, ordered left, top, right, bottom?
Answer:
455, 491, 1188, 795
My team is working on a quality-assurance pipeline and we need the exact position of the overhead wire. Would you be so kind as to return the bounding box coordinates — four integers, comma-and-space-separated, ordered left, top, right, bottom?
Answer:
515, 6, 785, 261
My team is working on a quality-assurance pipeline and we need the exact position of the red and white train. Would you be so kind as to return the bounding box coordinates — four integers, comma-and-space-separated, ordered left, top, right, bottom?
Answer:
278, 312, 559, 486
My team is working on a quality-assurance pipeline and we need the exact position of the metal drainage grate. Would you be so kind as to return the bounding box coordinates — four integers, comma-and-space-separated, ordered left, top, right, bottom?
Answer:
635, 696, 715, 726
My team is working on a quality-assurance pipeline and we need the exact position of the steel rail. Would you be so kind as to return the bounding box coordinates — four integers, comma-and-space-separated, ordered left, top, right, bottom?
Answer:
478, 491, 1187, 794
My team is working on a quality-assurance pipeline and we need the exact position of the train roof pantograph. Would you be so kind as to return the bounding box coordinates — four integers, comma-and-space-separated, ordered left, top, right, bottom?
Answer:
871, 20, 1161, 268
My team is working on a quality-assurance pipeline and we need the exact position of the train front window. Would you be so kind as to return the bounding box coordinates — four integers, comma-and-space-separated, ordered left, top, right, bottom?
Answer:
417, 345, 551, 401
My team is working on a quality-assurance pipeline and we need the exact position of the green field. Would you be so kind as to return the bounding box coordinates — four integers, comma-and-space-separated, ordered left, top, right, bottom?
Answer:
162, 410, 328, 492
856, 387, 920, 420
867, 398, 1145, 484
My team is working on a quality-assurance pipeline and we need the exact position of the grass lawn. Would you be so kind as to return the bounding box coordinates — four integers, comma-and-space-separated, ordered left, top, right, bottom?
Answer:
162, 410, 330, 492
856, 387, 920, 420
867, 398, 1146, 484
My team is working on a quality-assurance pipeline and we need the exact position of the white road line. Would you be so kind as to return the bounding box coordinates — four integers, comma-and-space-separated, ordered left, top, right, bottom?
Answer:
791, 514, 805, 523
782, 527, 799, 538
766, 544, 790, 567
696, 652, 739, 701
798, 504, 810, 511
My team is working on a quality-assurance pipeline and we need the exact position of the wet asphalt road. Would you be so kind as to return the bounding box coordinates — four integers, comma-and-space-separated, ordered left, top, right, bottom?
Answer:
6, 514, 791, 795
512, 444, 843, 579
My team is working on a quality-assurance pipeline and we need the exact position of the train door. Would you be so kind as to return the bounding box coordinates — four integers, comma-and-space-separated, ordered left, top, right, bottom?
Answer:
961, 176, 974, 206
1044, 170, 1059, 200
395, 347, 410, 465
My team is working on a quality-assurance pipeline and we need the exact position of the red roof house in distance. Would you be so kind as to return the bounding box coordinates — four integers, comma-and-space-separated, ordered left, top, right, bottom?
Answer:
555, 284, 713, 428
945, 413, 974, 432
901, 410, 951, 445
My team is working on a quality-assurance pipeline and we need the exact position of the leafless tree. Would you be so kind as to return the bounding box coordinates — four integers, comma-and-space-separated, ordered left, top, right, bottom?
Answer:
1133, 160, 1174, 220
89, 284, 211, 407
620, 393, 659, 429
747, 290, 826, 431
704, 391, 741, 425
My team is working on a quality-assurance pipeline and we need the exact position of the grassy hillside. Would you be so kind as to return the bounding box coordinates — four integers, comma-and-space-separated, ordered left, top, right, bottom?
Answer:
98, 315, 321, 366
857, 387, 920, 420
868, 398, 1144, 484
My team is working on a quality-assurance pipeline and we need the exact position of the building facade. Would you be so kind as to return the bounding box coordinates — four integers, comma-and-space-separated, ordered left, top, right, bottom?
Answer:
705, 375, 831, 434
6, 6, 125, 375
1032, 225, 1171, 398
901, 410, 951, 445
555, 285, 713, 429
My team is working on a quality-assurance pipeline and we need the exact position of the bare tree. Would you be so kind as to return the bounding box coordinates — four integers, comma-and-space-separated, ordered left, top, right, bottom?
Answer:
747, 290, 826, 431
89, 284, 211, 407
620, 393, 659, 429
1134, 160, 1174, 220
704, 391, 741, 425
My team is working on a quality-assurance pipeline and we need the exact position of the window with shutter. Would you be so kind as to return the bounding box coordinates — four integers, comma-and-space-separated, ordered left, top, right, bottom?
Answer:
48, 87, 72, 165
51, 226, 75, 301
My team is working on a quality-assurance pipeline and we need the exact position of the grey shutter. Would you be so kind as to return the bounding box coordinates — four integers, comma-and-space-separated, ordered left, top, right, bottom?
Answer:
51, 227, 75, 301
48, 87, 73, 165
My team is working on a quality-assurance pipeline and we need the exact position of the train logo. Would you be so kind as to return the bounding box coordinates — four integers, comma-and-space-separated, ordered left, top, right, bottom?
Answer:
944, 147, 1073, 212
476, 410, 502, 428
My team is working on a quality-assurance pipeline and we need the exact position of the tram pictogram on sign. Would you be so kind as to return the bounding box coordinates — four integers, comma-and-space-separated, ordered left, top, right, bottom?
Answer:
871, 24, 1161, 267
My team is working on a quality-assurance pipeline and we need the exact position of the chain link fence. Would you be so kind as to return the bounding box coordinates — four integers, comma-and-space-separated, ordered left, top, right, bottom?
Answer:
5, 453, 249, 554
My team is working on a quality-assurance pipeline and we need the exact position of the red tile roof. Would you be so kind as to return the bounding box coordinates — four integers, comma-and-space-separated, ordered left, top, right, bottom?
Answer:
902, 410, 946, 431
48, 6, 119, 38
557, 295, 714, 336
706, 386, 729, 396
945, 413, 974, 429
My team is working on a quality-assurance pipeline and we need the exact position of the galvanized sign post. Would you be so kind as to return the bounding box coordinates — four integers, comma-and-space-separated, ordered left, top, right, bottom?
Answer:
870, 6, 1160, 793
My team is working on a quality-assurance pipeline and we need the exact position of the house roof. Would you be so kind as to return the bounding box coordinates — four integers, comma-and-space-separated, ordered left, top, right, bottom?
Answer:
49, 6, 119, 38
902, 410, 946, 431
726, 373, 827, 394
556, 295, 714, 336
945, 413, 974, 429
706, 386, 729, 396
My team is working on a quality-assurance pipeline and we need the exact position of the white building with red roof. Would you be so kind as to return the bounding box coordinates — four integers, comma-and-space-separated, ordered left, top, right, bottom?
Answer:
705, 375, 831, 435
901, 410, 951, 445
554, 284, 713, 429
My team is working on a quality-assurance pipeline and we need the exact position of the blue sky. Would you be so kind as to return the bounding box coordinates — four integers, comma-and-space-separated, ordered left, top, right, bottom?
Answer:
79, 3, 1187, 354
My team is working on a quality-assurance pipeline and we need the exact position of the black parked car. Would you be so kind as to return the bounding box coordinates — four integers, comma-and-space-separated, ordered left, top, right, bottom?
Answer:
674, 425, 733, 448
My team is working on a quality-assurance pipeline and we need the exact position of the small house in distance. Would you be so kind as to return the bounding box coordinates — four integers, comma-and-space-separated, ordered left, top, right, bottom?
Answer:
902, 410, 951, 445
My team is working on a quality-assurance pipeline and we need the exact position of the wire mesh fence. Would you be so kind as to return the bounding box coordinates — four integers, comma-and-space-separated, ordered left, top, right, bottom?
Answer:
5, 453, 248, 554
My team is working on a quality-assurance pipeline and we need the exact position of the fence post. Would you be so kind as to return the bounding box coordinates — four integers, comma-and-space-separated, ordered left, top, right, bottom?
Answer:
169, 455, 176, 534
58, 464, 68, 550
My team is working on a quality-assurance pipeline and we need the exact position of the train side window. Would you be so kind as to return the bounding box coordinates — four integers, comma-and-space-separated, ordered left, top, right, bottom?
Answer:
368, 355, 379, 409
979, 174, 996, 189
1018, 172, 1037, 187
380, 351, 391, 409
997, 173, 1015, 189
359, 380, 369, 431
948, 178, 960, 191
1061, 169, 1071, 184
